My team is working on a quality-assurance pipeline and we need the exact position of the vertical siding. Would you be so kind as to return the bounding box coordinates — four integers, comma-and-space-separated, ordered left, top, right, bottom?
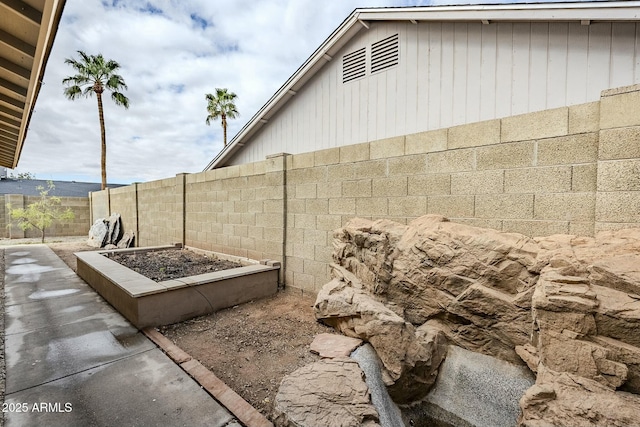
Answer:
228, 21, 640, 166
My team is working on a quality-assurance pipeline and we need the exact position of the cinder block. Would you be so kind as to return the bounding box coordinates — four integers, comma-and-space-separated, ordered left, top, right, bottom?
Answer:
317, 182, 342, 199
595, 222, 640, 233
353, 159, 387, 179
388, 154, 428, 176
600, 87, 640, 129
253, 160, 266, 175
598, 126, 640, 160
340, 142, 370, 163
292, 152, 315, 169
427, 149, 475, 173
342, 180, 372, 198
504, 167, 571, 194
304, 229, 328, 246
502, 220, 569, 237
314, 148, 340, 166
569, 222, 595, 236
388, 196, 427, 217
286, 256, 305, 273
287, 199, 305, 214
356, 198, 388, 216
597, 159, 640, 191
372, 177, 408, 197
292, 272, 315, 293
291, 243, 316, 261
537, 133, 598, 166
427, 195, 475, 218
265, 171, 284, 187
448, 119, 501, 149
534, 193, 595, 221
407, 174, 451, 195
263, 199, 282, 213
370, 136, 405, 159
596, 192, 640, 223
265, 153, 288, 172
256, 213, 284, 228
475, 194, 534, 219
452, 170, 504, 194
314, 245, 333, 263
287, 167, 327, 185
476, 141, 535, 170
501, 107, 568, 142
306, 199, 328, 215
328, 164, 356, 181
405, 129, 448, 154
329, 198, 356, 215
286, 227, 304, 246
239, 163, 254, 177
294, 213, 316, 229
295, 184, 317, 199
569, 101, 600, 134
316, 215, 342, 231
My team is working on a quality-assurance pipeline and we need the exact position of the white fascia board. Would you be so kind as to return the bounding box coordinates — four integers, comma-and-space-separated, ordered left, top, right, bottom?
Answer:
204, 10, 365, 171
204, 1, 640, 171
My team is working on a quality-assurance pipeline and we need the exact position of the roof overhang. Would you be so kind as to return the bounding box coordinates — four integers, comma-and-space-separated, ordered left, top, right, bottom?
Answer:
0, 0, 66, 168
204, 0, 640, 171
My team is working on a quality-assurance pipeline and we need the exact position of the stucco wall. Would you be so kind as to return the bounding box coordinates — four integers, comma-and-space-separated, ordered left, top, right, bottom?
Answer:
90, 84, 640, 293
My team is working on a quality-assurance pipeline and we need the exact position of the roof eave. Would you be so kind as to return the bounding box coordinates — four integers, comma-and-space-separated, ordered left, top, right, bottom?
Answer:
205, 1, 640, 170
13, 0, 67, 169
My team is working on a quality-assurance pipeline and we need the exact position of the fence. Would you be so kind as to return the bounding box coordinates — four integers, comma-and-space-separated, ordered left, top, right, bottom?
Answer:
90, 84, 640, 293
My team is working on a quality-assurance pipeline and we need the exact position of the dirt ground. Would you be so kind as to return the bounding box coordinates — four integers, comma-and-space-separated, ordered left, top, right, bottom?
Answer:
48, 241, 334, 419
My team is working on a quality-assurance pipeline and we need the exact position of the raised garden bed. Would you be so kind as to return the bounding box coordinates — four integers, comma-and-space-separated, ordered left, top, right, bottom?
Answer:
75, 245, 280, 329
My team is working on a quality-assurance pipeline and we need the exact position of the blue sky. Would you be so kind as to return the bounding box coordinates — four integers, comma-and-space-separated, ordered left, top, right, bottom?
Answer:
15, 0, 595, 184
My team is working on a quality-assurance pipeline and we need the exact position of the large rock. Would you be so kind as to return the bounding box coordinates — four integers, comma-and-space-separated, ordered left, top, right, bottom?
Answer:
87, 219, 108, 248
313, 215, 640, 425
520, 365, 640, 427
273, 358, 380, 427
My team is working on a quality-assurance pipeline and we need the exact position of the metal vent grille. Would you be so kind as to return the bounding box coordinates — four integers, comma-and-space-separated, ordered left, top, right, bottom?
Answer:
371, 34, 399, 74
342, 47, 366, 83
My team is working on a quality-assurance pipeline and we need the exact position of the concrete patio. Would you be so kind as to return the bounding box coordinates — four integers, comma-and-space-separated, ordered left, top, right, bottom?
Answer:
2, 244, 240, 427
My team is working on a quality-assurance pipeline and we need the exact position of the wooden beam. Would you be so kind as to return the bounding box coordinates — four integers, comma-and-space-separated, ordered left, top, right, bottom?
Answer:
1, 0, 43, 24
0, 28, 36, 57
0, 93, 25, 110
0, 57, 30, 80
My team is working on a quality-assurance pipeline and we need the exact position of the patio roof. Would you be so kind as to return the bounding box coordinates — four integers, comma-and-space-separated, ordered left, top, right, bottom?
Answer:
0, 0, 66, 168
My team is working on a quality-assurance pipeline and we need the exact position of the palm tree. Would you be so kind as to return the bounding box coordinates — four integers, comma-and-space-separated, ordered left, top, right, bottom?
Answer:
62, 51, 129, 190
205, 88, 239, 147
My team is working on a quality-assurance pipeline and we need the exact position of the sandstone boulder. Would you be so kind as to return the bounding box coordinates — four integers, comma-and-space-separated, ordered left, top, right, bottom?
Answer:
520, 365, 640, 427
273, 358, 380, 427
313, 215, 640, 425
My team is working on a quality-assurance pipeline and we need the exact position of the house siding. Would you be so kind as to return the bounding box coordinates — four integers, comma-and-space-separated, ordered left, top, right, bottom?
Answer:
227, 20, 640, 166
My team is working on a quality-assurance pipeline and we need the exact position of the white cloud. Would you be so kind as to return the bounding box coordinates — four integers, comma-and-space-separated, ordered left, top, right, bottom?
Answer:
17, 0, 591, 183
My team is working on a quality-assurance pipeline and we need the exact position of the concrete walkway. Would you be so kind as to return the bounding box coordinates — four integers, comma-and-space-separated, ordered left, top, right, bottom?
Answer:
3, 244, 239, 427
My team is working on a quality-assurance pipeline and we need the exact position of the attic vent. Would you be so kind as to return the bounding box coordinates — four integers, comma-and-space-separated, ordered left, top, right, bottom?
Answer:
371, 34, 399, 74
342, 47, 366, 83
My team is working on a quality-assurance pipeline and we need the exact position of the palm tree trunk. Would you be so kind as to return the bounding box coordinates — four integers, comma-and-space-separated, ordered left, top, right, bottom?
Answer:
96, 92, 107, 190
222, 114, 227, 146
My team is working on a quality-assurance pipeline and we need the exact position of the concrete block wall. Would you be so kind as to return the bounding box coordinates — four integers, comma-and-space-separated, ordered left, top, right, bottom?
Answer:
88, 84, 640, 293
3, 195, 90, 239
109, 184, 139, 239
596, 84, 640, 232
185, 154, 286, 266
137, 176, 183, 247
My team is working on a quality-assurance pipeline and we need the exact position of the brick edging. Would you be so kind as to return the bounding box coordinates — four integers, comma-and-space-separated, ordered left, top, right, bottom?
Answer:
143, 328, 274, 427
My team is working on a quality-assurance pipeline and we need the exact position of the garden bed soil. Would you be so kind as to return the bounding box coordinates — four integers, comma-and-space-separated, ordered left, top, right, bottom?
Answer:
106, 249, 243, 281
49, 241, 332, 419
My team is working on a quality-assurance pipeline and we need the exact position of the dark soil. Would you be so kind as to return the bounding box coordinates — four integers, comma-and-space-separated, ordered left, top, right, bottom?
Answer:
107, 249, 242, 281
